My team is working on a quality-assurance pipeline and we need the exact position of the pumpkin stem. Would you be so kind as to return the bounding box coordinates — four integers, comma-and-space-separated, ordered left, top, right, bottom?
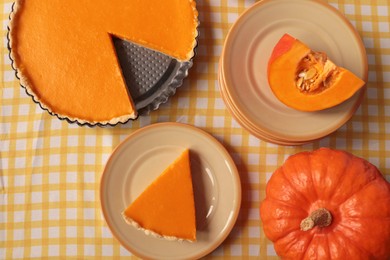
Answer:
300, 208, 332, 231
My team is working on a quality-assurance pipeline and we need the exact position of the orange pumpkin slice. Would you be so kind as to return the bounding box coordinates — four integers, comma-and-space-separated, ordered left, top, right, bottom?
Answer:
122, 149, 196, 241
9, 0, 198, 125
267, 34, 365, 111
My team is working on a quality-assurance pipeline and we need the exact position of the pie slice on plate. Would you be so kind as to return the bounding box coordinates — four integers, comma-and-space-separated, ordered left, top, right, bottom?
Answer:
122, 149, 196, 241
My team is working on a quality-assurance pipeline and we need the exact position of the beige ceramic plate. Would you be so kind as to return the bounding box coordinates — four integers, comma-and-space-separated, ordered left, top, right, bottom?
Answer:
100, 122, 241, 259
220, 0, 368, 143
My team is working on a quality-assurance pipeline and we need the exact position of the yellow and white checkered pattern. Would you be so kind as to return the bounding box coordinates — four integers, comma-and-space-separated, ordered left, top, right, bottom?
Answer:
1, 0, 390, 258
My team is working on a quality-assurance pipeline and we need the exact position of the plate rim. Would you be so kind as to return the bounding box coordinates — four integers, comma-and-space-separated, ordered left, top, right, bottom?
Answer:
219, 0, 368, 143
100, 122, 242, 259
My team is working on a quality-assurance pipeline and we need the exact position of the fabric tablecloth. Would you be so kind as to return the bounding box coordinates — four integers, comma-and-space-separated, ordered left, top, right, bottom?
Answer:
1, 0, 390, 258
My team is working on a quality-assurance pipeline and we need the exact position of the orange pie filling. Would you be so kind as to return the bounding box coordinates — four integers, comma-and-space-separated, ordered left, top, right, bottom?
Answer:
9, 0, 198, 124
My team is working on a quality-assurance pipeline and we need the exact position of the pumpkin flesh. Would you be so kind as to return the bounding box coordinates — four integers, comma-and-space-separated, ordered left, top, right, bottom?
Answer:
260, 148, 390, 259
267, 34, 365, 111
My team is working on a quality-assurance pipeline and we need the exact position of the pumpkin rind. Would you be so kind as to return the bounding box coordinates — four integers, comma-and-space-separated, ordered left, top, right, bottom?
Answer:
268, 33, 296, 65
260, 148, 390, 259
267, 34, 366, 111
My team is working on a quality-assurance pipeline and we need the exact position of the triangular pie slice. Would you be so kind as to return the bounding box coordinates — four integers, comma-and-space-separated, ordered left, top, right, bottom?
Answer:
122, 149, 196, 241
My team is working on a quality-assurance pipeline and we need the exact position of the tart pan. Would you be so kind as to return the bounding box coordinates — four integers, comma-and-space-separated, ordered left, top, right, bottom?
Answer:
7, 2, 198, 127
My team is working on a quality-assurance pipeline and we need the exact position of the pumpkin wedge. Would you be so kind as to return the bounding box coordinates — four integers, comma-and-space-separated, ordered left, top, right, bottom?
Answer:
267, 34, 365, 111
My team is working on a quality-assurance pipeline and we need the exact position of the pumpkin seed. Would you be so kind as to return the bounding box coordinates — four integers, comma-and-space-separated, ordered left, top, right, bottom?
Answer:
296, 77, 304, 88
304, 68, 317, 80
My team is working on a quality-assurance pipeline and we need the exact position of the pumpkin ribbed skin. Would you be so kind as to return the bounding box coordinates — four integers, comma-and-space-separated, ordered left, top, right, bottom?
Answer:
260, 148, 390, 259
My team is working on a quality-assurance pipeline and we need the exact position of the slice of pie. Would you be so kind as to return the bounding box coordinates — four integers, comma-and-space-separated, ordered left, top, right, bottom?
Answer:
122, 149, 196, 241
8, 0, 198, 125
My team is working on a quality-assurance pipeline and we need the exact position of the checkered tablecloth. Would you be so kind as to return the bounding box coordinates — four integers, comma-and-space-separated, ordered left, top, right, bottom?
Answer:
1, 0, 390, 259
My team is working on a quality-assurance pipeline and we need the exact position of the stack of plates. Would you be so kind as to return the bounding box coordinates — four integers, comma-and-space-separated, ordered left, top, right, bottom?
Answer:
218, 0, 368, 145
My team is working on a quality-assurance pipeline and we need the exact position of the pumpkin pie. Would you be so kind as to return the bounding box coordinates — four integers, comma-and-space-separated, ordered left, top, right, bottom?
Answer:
8, 0, 198, 125
122, 149, 196, 241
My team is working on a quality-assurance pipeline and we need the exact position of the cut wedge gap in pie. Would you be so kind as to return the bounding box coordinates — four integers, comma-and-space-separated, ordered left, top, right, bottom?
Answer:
122, 149, 197, 242
8, 0, 199, 126
112, 37, 178, 106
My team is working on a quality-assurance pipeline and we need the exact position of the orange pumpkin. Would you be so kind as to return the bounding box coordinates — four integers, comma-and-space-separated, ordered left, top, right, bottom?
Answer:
260, 148, 390, 259
267, 34, 365, 111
